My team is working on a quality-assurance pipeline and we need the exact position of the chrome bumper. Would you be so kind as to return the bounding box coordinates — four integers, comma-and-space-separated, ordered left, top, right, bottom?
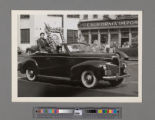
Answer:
102, 74, 130, 80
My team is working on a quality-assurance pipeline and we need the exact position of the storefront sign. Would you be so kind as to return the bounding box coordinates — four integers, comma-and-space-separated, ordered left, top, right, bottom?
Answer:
78, 19, 138, 28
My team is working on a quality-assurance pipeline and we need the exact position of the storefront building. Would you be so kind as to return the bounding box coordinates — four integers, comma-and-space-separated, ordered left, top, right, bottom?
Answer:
78, 18, 138, 48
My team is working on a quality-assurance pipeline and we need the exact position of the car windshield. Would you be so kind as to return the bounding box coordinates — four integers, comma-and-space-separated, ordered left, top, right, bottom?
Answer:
67, 43, 104, 53
67, 43, 91, 53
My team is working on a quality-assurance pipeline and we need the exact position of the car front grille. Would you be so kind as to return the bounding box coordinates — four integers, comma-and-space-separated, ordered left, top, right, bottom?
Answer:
104, 56, 120, 76
106, 65, 119, 76
111, 66, 119, 76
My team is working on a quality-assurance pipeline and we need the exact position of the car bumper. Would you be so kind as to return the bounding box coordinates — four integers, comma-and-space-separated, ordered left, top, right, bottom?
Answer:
102, 74, 130, 80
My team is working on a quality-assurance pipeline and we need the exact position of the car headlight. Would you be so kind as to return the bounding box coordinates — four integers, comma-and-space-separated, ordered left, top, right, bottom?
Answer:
122, 63, 127, 73
99, 64, 107, 70
122, 63, 127, 68
99, 64, 112, 76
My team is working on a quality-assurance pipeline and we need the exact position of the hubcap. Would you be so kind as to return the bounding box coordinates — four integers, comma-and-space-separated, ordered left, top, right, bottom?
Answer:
29, 70, 34, 77
81, 70, 97, 88
26, 69, 36, 81
84, 73, 93, 84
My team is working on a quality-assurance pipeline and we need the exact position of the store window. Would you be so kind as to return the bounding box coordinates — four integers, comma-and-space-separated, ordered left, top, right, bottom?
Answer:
67, 30, 78, 43
121, 28, 129, 47
91, 30, 98, 44
101, 34, 108, 44
111, 34, 119, 47
91, 34, 98, 44
20, 29, 30, 44
109, 29, 119, 47
131, 28, 138, 48
121, 32, 129, 38
100, 29, 108, 45
131, 32, 138, 41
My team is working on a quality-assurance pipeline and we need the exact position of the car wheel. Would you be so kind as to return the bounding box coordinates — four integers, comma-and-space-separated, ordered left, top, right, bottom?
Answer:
26, 67, 37, 81
81, 70, 98, 88
109, 78, 123, 87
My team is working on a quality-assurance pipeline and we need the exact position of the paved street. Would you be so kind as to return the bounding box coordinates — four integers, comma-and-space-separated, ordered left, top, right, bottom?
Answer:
18, 61, 138, 97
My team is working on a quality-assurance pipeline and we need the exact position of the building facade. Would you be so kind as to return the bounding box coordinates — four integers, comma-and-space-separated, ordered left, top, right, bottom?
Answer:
18, 14, 138, 50
78, 15, 138, 48
18, 14, 80, 50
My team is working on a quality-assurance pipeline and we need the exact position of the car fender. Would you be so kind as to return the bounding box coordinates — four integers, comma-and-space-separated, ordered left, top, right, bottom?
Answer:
71, 60, 107, 80
19, 58, 39, 74
116, 49, 129, 60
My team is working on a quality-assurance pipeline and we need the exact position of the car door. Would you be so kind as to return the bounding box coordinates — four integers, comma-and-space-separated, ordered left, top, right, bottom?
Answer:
47, 53, 70, 77
39, 45, 70, 77
33, 52, 54, 75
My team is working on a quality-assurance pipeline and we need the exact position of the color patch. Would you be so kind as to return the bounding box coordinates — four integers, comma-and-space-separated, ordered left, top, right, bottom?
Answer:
107, 109, 110, 113
109, 109, 113, 113
56, 109, 59, 113
113, 109, 117, 114
86, 109, 97, 113
40, 109, 44, 113
43, 109, 47, 113
102, 109, 105, 113
98, 109, 102, 114
59, 109, 73, 113
104, 109, 107, 113
52, 109, 55, 113
46, 109, 48, 113
36, 109, 40, 113
48, 109, 52, 113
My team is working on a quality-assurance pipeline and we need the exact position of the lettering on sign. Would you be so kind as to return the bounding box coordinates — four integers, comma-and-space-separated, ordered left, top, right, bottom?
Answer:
78, 20, 138, 28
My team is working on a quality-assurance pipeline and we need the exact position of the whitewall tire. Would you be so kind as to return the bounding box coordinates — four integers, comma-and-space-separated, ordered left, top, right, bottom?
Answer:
81, 70, 98, 88
26, 68, 37, 81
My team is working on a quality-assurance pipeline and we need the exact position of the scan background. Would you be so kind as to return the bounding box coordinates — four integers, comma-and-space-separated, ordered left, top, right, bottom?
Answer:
0, 0, 154, 119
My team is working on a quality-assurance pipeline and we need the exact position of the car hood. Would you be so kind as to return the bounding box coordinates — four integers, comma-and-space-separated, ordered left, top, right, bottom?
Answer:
70, 52, 116, 59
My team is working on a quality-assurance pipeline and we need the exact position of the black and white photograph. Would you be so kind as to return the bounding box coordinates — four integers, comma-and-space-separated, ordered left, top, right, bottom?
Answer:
12, 10, 142, 102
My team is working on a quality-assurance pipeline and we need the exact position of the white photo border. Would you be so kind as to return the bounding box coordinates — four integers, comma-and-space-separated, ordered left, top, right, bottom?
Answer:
12, 10, 142, 102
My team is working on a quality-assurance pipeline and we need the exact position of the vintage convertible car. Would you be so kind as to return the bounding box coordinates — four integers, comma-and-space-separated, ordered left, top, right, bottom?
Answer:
18, 43, 129, 88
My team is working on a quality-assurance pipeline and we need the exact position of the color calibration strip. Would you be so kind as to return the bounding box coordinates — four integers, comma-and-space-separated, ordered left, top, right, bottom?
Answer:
86, 109, 118, 114
36, 108, 118, 114
33, 107, 122, 119
36, 109, 73, 114
98, 109, 118, 114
